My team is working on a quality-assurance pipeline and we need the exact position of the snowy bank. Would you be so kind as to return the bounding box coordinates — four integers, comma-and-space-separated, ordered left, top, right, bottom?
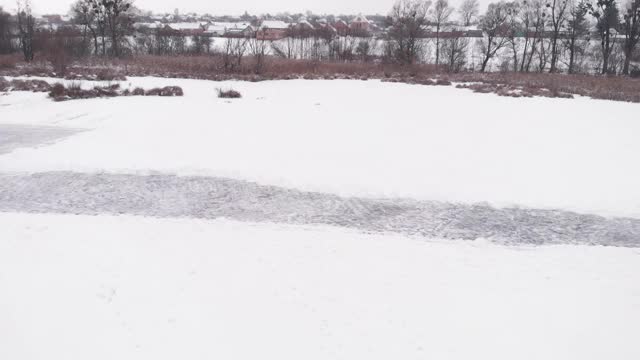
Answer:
1, 213, 639, 360
1, 78, 639, 218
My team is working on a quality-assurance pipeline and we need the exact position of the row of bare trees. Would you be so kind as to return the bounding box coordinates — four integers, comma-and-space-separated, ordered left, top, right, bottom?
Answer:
0, 7, 15, 54
0, 0, 135, 62
486, 0, 639, 75
1, 2, 70, 66
386, 0, 639, 75
270, 28, 378, 62
0, 0, 637, 76
71, 0, 134, 57
15, 0, 35, 61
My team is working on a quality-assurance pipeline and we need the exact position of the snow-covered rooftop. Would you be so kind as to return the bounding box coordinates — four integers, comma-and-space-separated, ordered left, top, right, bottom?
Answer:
260, 20, 289, 30
133, 22, 163, 29
352, 14, 369, 23
166, 22, 205, 31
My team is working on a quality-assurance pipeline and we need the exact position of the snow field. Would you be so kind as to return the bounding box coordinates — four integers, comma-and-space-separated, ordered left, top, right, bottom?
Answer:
2, 77, 640, 360
1, 213, 639, 360
1, 78, 640, 218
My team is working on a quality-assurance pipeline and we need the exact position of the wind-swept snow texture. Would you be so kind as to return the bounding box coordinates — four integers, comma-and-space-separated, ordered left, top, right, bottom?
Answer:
1, 78, 640, 219
1, 171, 639, 246
1, 213, 640, 360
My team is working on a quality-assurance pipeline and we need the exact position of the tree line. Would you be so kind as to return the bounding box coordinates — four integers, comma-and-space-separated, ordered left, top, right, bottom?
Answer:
0, 0, 638, 75
0, 0, 133, 60
386, 0, 639, 75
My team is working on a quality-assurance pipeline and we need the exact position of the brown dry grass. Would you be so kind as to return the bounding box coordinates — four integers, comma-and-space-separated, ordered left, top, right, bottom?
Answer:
0, 54, 21, 70
1, 78, 52, 92
3, 55, 639, 103
0, 76, 9, 91
48, 82, 183, 102
217, 88, 242, 98
144, 86, 184, 96
455, 83, 574, 99
37, 55, 443, 81
443, 72, 640, 103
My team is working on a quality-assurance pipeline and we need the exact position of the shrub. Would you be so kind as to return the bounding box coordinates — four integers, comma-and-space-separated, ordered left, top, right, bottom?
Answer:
49, 83, 66, 99
47, 83, 181, 101
93, 83, 120, 97
4, 54, 640, 103
0, 77, 8, 92
144, 86, 184, 97
630, 66, 640, 79
9, 79, 52, 92
434, 79, 452, 86
0, 55, 19, 70
217, 88, 242, 98
97, 69, 126, 81
455, 82, 574, 99
145, 88, 162, 96
159, 86, 183, 96
52, 83, 99, 101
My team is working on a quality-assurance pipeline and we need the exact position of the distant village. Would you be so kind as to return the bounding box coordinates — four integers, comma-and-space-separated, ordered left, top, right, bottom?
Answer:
33, 9, 484, 40
2, 0, 637, 76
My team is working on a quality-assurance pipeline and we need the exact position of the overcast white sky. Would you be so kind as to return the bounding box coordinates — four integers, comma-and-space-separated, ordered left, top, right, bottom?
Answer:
0, 0, 484, 16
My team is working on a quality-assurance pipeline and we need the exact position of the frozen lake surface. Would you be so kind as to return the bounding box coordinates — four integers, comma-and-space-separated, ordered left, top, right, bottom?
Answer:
2, 78, 640, 360
0, 124, 81, 155
1, 171, 639, 247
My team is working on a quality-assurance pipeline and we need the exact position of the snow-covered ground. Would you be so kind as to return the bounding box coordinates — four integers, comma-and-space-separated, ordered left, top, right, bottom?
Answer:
1, 77, 640, 218
1, 213, 639, 360
2, 77, 640, 359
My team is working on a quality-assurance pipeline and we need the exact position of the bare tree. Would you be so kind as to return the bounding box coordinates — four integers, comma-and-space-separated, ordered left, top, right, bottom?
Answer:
16, 0, 35, 62
517, 0, 535, 71
72, 0, 99, 55
564, 0, 589, 73
222, 36, 248, 72
356, 38, 378, 62
459, 0, 481, 26
151, 28, 171, 55
505, 2, 522, 72
191, 34, 210, 54
479, 1, 511, 71
41, 28, 84, 75
317, 25, 337, 60
171, 33, 186, 54
431, 0, 454, 65
336, 35, 359, 61
310, 29, 323, 61
548, 0, 570, 72
0, 7, 13, 54
71, 0, 109, 56
101, 0, 133, 57
271, 27, 296, 59
536, 33, 551, 72
387, 0, 431, 64
622, 0, 640, 74
248, 37, 269, 73
589, 0, 620, 74
442, 28, 470, 71
94, 1, 108, 56
520, 0, 547, 72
